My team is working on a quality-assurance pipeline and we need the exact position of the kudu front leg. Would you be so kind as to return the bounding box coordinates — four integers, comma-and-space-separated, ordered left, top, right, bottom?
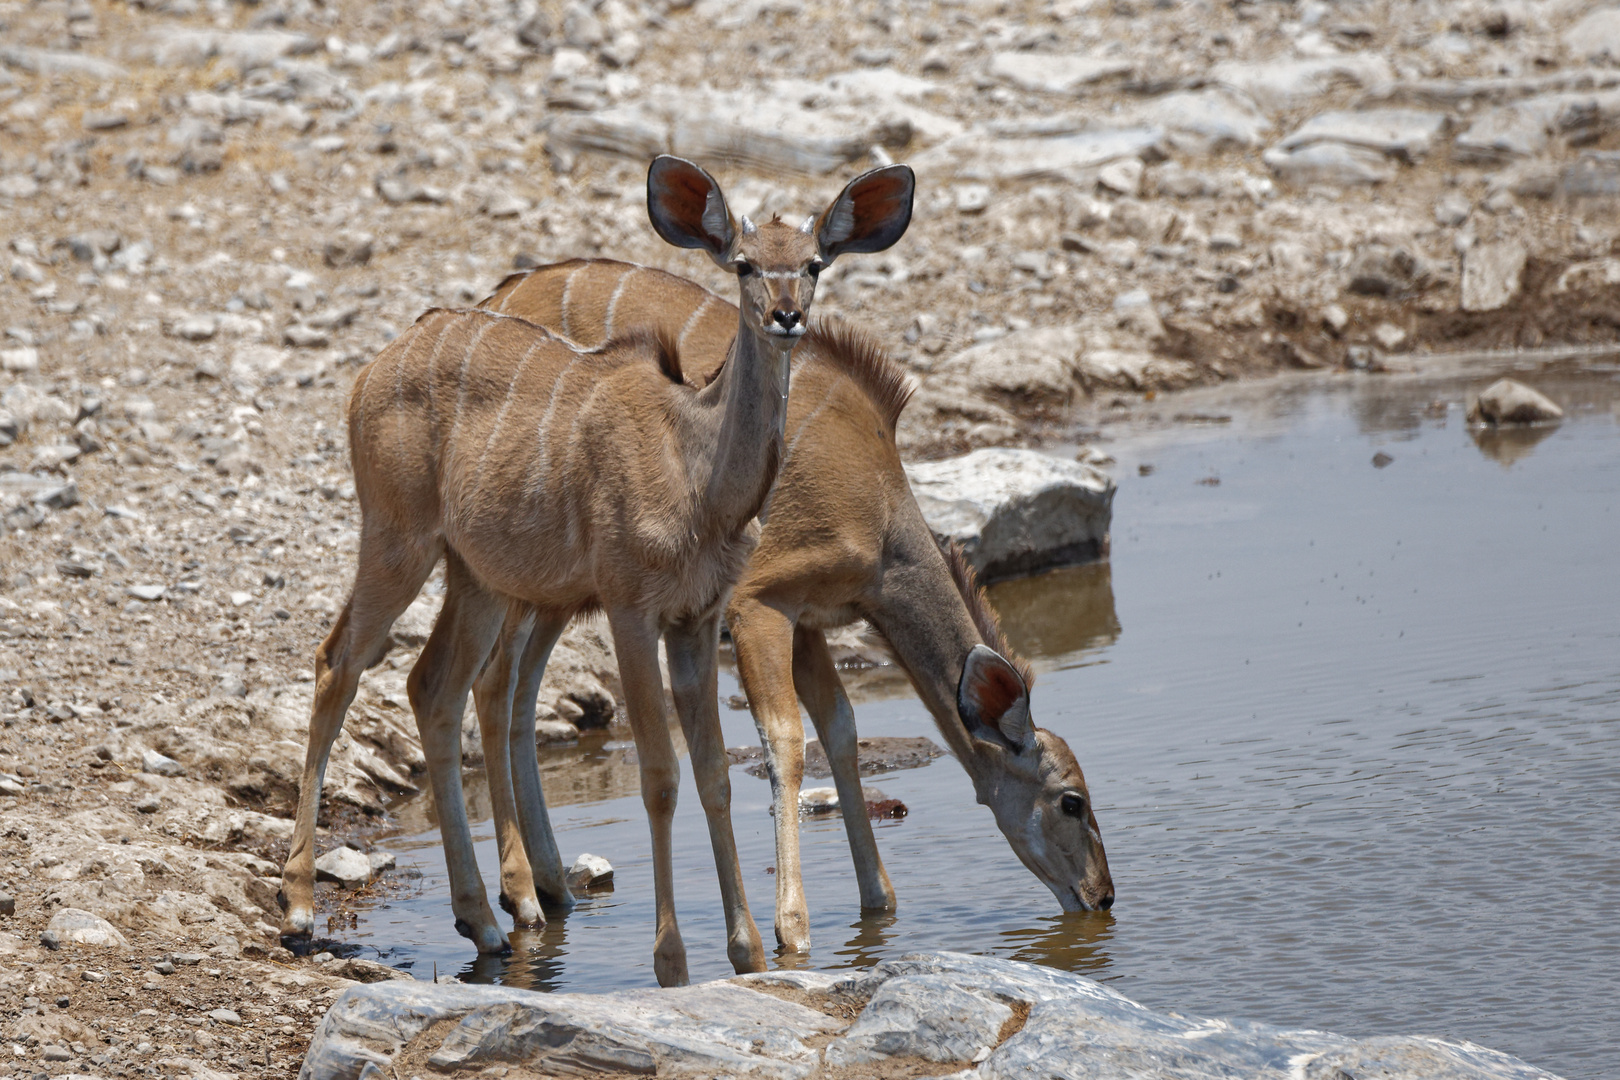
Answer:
470, 607, 544, 931
507, 609, 575, 911
279, 531, 437, 951
409, 558, 511, 955
666, 613, 766, 975
729, 598, 813, 953
607, 609, 688, 986
794, 626, 896, 913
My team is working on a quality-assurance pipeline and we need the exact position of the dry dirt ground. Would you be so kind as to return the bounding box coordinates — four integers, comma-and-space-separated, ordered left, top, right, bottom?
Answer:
4, 0, 1620, 1075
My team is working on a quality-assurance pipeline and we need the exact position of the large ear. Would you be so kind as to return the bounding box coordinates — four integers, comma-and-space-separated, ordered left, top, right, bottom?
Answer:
647, 155, 735, 267
957, 644, 1035, 752
814, 163, 915, 265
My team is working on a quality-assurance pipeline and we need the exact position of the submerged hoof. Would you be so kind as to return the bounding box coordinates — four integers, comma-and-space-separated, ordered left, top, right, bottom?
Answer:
455, 918, 513, 956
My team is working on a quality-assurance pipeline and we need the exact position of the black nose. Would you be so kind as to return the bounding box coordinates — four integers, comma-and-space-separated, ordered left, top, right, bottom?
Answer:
1098, 891, 1115, 910
773, 308, 801, 330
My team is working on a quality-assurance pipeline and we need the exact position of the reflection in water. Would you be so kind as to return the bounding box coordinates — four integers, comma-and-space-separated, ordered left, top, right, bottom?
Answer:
464, 919, 571, 991
987, 561, 1120, 667
1469, 422, 1559, 467
999, 911, 1115, 980
835, 911, 899, 970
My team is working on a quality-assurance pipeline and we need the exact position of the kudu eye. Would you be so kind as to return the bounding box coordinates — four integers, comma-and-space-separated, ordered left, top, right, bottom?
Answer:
806, 259, 823, 278
1060, 792, 1087, 818
734, 259, 754, 278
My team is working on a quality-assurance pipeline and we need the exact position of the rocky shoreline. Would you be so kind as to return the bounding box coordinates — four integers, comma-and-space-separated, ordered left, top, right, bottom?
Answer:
301, 951, 1564, 1080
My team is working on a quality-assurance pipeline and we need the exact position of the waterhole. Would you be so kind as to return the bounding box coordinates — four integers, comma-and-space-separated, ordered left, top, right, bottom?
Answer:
331, 362, 1620, 1079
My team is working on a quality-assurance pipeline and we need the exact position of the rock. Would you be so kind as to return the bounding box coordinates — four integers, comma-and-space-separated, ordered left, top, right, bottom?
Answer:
795, 785, 900, 818
171, 315, 218, 342
368, 851, 397, 875
1461, 241, 1528, 313
1565, 7, 1620, 61
1096, 158, 1143, 196
314, 846, 373, 889
1435, 192, 1471, 226
1138, 88, 1270, 153
482, 193, 530, 219
0, 175, 41, 199
149, 28, 318, 71
44, 907, 128, 948
208, 1008, 242, 1024
1263, 142, 1397, 186
987, 52, 1132, 94
1347, 244, 1424, 296
134, 794, 161, 813
923, 127, 1164, 184
323, 232, 374, 268
141, 748, 185, 776
728, 736, 946, 780
153, 960, 175, 975
1277, 108, 1448, 163
0, 45, 127, 79
1468, 379, 1563, 426
302, 952, 1556, 1080
904, 448, 1114, 581
565, 853, 613, 890
1210, 55, 1393, 111
82, 110, 129, 131
930, 326, 1083, 411
1560, 152, 1620, 198
2, 346, 39, 372
284, 324, 331, 348
41, 1045, 71, 1062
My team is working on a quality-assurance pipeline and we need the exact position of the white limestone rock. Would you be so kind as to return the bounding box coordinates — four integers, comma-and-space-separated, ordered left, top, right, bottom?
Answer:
1263, 142, 1397, 186
1468, 379, 1563, 426
904, 448, 1114, 581
314, 846, 373, 889
1461, 241, 1528, 313
987, 52, 1133, 94
565, 853, 614, 890
45, 908, 128, 948
1277, 108, 1449, 163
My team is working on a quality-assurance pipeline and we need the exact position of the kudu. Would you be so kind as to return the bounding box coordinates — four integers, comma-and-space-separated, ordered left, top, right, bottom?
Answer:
475, 260, 1114, 954
276, 156, 917, 985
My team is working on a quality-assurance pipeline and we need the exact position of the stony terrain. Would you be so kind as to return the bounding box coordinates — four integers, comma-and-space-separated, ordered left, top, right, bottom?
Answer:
3, 0, 1620, 1075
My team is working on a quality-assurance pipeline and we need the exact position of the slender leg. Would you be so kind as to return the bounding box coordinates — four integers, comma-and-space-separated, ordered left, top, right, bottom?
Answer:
279, 526, 439, 950
606, 607, 688, 987
666, 612, 767, 975
408, 553, 511, 955
508, 609, 575, 910
728, 597, 812, 952
794, 626, 896, 912
471, 606, 544, 930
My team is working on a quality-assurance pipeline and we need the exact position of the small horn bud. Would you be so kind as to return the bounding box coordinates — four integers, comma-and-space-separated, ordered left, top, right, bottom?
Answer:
799, 214, 815, 234
740, 215, 757, 235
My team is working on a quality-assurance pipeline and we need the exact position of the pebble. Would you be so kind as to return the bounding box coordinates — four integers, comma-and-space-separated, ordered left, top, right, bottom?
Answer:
1468, 378, 1563, 426
208, 1008, 243, 1024
0, 894, 13, 916
126, 584, 167, 602
152, 960, 176, 975
1461, 241, 1528, 313
565, 852, 614, 890
41, 1046, 71, 1062
141, 748, 185, 777
314, 845, 374, 889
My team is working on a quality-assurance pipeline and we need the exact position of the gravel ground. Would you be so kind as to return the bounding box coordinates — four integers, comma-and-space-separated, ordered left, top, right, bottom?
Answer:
4, 0, 1620, 1074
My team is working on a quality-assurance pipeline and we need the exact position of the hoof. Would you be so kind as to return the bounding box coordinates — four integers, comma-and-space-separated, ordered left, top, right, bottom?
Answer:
773, 917, 810, 954
499, 892, 545, 930
279, 908, 315, 952
537, 887, 577, 915
455, 918, 512, 956
653, 954, 689, 988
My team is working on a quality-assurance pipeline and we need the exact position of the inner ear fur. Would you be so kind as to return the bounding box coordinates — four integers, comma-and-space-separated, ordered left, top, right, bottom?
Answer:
815, 163, 915, 264
647, 155, 735, 267
957, 644, 1034, 751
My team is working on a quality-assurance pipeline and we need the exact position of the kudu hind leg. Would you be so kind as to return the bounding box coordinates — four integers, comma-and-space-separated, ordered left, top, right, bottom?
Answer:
279, 530, 439, 950
729, 599, 812, 952
794, 626, 896, 912
471, 608, 545, 930
409, 555, 511, 955
508, 611, 576, 910
666, 614, 766, 975
607, 608, 689, 986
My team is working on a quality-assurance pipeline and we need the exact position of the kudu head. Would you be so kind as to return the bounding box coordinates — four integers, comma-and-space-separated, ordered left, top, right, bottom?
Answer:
957, 645, 1114, 912
647, 155, 915, 350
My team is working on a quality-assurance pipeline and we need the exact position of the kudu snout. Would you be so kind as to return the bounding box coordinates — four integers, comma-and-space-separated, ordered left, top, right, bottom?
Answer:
771, 306, 803, 333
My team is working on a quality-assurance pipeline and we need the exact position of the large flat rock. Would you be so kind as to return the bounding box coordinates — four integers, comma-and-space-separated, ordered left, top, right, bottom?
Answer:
302, 952, 1564, 1080
905, 448, 1114, 581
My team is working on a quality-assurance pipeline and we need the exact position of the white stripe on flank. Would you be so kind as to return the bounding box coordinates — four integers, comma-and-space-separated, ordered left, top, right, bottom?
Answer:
422, 310, 455, 436
676, 294, 715, 354
527, 346, 588, 497
601, 266, 637, 345
559, 263, 587, 340
474, 336, 544, 482
445, 315, 501, 474
784, 373, 842, 466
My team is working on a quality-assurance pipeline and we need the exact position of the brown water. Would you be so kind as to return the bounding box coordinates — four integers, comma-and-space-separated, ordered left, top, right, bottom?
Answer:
335, 363, 1620, 1079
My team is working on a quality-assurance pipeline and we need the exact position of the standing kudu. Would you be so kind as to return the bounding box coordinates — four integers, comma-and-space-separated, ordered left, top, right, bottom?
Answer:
276, 156, 917, 985
477, 259, 1113, 955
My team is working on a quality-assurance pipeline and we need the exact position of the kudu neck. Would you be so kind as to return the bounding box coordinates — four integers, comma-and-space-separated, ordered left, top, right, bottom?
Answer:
683, 310, 793, 534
